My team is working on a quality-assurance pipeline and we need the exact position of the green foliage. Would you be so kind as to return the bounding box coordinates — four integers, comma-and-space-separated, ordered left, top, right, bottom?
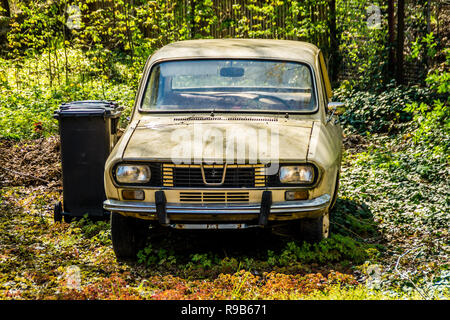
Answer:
190, 253, 214, 269
72, 215, 111, 245
425, 48, 450, 94
2, 0, 446, 140
137, 244, 177, 267
135, 231, 372, 278
404, 100, 448, 148
4, 0, 334, 62
402, 48, 449, 182
335, 0, 394, 88
0, 50, 135, 140
7, 1, 66, 57
335, 84, 433, 134
410, 32, 438, 60
0, 0, 346, 140
267, 235, 371, 267
331, 47, 449, 297
332, 198, 378, 239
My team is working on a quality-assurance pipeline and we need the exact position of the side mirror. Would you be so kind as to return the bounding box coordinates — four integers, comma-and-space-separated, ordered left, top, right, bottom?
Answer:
327, 102, 345, 123
327, 102, 345, 115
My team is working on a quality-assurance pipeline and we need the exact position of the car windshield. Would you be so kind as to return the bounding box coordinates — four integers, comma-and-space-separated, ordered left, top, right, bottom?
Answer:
141, 59, 317, 112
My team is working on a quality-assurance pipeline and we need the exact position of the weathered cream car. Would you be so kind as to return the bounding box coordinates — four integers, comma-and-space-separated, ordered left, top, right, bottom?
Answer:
103, 39, 344, 260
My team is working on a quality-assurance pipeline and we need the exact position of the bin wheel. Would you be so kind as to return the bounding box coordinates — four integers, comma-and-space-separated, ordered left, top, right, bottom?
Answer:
54, 202, 63, 223
110, 212, 150, 261
63, 215, 72, 223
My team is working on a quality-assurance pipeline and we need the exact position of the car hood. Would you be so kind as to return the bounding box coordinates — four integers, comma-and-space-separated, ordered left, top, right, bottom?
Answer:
122, 117, 314, 163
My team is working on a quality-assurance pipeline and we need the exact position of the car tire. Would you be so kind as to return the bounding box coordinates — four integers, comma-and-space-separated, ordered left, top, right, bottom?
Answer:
110, 212, 150, 261
299, 210, 330, 243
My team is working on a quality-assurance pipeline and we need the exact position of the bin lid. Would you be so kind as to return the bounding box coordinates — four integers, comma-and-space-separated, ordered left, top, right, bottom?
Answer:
54, 100, 123, 119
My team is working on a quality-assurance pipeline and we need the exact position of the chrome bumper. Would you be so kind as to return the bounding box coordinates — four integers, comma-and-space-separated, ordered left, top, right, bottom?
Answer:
104, 194, 330, 229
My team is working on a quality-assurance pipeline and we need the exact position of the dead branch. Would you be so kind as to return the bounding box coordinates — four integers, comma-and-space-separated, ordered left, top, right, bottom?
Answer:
394, 246, 429, 300
0, 166, 50, 184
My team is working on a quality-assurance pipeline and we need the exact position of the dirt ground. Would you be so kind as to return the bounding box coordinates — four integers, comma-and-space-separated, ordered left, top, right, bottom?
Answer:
0, 136, 61, 188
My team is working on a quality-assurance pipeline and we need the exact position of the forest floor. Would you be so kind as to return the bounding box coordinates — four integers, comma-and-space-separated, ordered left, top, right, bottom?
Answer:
0, 133, 448, 300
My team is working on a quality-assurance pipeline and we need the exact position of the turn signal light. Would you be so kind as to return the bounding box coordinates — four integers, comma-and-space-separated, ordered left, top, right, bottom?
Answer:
285, 190, 308, 201
122, 190, 145, 200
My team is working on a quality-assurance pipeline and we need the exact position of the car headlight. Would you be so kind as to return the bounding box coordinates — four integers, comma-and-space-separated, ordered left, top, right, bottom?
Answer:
115, 164, 151, 184
279, 165, 315, 184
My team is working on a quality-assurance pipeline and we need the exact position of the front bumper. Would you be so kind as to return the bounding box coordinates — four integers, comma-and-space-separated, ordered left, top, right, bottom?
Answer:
103, 193, 331, 229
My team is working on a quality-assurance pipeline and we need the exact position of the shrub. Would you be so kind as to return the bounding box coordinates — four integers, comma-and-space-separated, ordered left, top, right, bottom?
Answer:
268, 235, 371, 267
334, 84, 433, 134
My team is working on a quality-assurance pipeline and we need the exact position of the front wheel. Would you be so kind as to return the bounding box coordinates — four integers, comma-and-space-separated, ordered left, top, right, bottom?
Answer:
298, 210, 330, 243
110, 212, 150, 261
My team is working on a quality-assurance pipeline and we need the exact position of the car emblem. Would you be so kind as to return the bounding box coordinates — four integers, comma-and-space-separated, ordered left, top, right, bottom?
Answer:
200, 164, 227, 186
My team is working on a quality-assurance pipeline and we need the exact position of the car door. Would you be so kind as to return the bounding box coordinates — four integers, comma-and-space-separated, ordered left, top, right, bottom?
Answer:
318, 51, 342, 162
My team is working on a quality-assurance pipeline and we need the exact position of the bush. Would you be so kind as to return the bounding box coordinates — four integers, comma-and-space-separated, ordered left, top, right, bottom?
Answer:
334, 84, 434, 134
0, 53, 136, 140
268, 235, 371, 267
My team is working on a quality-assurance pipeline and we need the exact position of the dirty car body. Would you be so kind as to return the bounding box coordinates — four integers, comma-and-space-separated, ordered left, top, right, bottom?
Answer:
103, 39, 343, 260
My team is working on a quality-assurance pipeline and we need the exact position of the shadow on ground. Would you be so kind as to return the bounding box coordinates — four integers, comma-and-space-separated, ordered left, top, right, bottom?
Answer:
125, 197, 382, 278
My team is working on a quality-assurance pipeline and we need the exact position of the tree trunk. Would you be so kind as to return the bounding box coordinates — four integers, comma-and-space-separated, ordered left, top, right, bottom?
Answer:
387, 0, 396, 81
328, 0, 339, 86
190, 0, 196, 39
396, 0, 405, 85
425, 0, 431, 69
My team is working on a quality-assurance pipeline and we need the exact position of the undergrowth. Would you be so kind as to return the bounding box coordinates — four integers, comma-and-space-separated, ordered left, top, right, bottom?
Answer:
0, 50, 135, 140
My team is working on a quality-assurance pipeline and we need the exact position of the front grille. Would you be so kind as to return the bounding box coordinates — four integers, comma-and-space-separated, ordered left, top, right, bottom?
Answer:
162, 164, 266, 188
115, 162, 317, 188
179, 191, 249, 202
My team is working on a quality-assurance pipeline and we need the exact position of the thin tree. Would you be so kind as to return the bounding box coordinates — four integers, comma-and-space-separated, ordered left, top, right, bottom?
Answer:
396, 0, 405, 85
63, 0, 69, 85
190, 0, 196, 39
0, 0, 10, 48
328, 0, 339, 85
387, 0, 396, 81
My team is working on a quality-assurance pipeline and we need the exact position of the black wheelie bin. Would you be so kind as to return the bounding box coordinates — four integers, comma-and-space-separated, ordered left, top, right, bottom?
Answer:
53, 100, 122, 222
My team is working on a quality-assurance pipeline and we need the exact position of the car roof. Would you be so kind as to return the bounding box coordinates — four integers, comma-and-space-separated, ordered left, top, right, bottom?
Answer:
148, 39, 320, 65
